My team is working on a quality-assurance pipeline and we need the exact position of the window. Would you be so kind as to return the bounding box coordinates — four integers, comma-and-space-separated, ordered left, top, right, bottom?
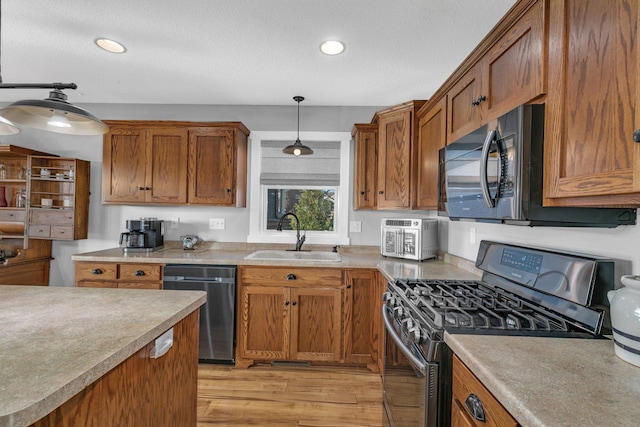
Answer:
247, 131, 351, 245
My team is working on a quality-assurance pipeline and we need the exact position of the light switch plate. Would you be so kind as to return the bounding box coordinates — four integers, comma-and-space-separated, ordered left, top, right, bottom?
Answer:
169, 217, 180, 229
349, 221, 362, 233
209, 218, 225, 230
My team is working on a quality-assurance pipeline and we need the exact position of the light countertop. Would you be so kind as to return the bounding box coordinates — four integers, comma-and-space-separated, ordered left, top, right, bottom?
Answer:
71, 243, 483, 281
446, 333, 640, 427
0, 286, 206, 427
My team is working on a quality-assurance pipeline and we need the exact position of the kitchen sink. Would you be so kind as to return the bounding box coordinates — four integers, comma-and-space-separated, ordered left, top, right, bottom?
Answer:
244, 250, 341, 262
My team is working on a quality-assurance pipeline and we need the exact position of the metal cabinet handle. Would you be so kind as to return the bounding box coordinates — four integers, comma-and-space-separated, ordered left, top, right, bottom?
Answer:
134, 270, 145, 276
634, 129, 640, 142
346, 284, 352, 289
471, 95, 487, 106
285, 274, 296, 280
91, 269, 103, 275
291, 301, 297, 306
226, 188, 231, 193
378, 191, 384, 195
139, 186, 145, 190
360, 191, 365, 195
464, 393, 486, 422
285, 301, 290, 306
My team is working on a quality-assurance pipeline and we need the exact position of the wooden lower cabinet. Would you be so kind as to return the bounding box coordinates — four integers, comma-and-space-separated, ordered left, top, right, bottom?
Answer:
0, 259, 51, 286
237, 267, 343, 368
452, 355, 519, 427
75, 261, 163, 289
343, 269, 381, 372
30, 310, 199, 427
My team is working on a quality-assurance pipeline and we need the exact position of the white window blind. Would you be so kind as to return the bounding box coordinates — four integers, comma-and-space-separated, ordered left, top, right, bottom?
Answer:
260, 140, 341, 186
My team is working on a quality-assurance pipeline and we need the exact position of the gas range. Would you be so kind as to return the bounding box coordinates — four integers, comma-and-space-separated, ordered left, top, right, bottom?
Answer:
382, 240, 617, 427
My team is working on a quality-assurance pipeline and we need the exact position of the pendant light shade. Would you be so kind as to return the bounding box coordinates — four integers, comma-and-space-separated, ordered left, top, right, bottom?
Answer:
0, 115, 19, 134
0, 86, 109, 135
283, 96, 313, 156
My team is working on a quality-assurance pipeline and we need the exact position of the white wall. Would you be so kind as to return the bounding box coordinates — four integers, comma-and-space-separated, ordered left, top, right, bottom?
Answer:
3, 102, 638, 285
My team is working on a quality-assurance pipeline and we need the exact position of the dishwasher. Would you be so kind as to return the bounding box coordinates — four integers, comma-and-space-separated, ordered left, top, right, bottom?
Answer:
163, 264, 236, 364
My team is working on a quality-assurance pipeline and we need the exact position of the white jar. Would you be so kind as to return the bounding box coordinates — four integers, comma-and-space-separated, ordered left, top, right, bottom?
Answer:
608, 275, 640, 367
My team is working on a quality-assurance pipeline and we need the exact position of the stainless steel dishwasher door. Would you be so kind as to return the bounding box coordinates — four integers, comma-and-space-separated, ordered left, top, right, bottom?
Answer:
163, 264, 236, 363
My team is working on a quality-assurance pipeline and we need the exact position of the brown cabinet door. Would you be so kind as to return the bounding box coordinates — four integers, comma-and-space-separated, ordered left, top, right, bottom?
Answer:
290, 286, 342, 362
447, 64, 484, 142
377, 110, 413, 209
352, 124, 378, 210
451, 398, 478, 427
545, 0, 640, 206
146, 127, 189, 204
343, 269, 378, 368
188, 127, 237, 205
238, 285, 289, 360
102, 126, 148, 203
416, 97, 447, 210
484, 0, 544, 120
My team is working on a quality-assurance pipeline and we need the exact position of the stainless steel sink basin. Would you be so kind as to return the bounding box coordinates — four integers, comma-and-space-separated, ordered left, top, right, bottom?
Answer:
244, 250, 341, 262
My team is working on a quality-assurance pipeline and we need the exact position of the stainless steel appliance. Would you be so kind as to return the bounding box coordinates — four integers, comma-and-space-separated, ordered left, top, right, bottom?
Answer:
163, 264, 236, 363
381, 218, 438, 261
120, 218, 164, 252
440, 104, 636, 227
382, 240, 617, 427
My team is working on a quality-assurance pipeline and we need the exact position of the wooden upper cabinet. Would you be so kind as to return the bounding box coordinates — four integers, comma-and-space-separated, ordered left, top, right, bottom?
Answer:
447, 0, 545, 142
375, 101, 426, 210
416, 97, 447, 210
102, 121, 249, 206
146, 128, 189, 204
188, 126, 248, 206
544, 0, 640, 206
352, 124, 378, 210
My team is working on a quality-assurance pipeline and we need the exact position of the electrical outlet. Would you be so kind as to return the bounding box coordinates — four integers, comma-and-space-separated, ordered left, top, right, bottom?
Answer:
209, 218, 225, 230
169, 217, 180, 230
349, 221, 362, 233
470, 227, 476, 244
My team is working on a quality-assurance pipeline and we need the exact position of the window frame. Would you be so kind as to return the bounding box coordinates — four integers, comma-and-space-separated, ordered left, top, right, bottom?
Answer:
247, 131, 351, 245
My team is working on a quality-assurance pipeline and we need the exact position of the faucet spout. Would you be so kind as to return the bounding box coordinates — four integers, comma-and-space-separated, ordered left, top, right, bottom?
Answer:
276, 212, 305, 251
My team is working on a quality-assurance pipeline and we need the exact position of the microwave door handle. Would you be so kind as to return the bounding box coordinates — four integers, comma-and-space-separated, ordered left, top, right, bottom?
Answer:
480, 130, 497, 208
396, 230, 404, 256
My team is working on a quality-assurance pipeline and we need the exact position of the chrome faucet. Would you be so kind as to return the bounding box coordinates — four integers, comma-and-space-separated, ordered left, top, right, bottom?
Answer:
276, 212, 306, 251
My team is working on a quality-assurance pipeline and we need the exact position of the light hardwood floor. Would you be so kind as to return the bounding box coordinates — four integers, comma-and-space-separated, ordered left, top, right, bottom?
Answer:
197, 364, 384, 426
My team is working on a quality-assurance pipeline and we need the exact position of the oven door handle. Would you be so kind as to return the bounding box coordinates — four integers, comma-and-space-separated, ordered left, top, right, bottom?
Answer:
382, 306, 427, 376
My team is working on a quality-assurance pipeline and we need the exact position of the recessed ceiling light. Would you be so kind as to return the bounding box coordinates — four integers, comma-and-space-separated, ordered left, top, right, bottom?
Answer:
95, 38, 126, 54
320, 40, 345, 56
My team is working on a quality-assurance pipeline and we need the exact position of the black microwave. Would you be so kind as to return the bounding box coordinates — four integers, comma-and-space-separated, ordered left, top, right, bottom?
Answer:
439, 104, 636, 227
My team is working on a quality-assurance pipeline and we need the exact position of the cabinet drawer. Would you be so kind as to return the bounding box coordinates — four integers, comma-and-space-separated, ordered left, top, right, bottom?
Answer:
118, 282, 162, 290
50, 226, 73, 239
240, 267, 342, 287
0, 209, 26, 222
77, 281, 118, 288
28, 224, 50, 237
119, 264, 162, 281
30, 209, 74, 225
75, 262, 118, 281
452, 355, 518, 426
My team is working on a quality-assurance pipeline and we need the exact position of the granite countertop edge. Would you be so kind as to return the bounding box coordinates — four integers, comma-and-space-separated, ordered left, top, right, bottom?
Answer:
0, 288, 207, 427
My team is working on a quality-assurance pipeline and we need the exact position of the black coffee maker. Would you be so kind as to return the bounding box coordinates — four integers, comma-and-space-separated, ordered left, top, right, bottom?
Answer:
119, 218, 164, 252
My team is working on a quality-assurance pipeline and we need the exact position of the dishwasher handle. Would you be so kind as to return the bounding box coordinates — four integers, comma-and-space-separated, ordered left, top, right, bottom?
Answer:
163, 275, 235, 284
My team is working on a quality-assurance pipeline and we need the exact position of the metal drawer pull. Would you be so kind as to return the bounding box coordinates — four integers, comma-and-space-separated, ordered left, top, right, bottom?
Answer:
134, 270, 145, 276
464, 393, 486, 422
91, 269, 103, 275
285, 274, 296, 280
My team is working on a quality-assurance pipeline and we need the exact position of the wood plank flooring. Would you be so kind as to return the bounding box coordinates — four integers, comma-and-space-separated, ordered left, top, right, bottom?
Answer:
197, 364, 384, 426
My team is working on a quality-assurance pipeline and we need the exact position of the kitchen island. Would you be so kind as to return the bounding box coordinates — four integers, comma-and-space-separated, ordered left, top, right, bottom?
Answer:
446, 333, 640, 427
0, 285, 206, 427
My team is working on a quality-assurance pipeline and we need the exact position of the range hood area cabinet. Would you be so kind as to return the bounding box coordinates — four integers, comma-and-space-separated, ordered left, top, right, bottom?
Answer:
101, 121, 249, 207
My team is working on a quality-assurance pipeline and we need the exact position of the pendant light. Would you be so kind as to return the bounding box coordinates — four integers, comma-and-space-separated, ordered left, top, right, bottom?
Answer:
0, 2, 109, 135
283, 96, 313, 156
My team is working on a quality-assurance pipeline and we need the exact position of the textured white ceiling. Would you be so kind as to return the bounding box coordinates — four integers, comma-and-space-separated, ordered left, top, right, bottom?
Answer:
0, 0, 516, 106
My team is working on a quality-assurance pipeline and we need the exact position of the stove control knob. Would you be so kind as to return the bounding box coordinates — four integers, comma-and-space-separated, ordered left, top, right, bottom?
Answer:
385, 296, 396, 307
393, 306, 404, 317
401, 317, 414, 331
382, 291, 392, 302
